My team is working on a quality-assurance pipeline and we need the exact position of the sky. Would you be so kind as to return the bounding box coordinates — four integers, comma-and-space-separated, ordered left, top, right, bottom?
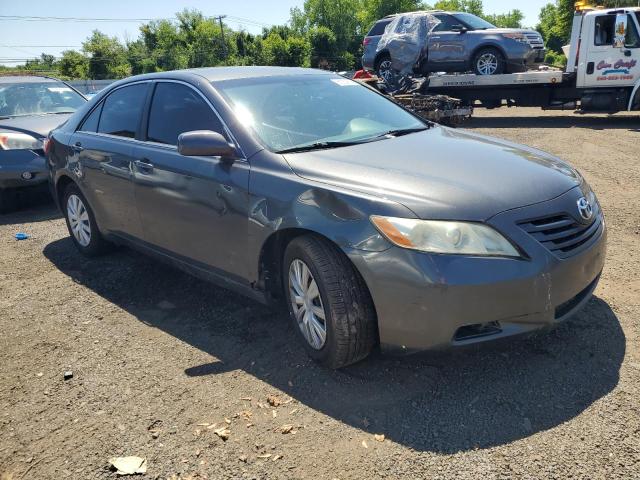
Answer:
0, 0, 550, 66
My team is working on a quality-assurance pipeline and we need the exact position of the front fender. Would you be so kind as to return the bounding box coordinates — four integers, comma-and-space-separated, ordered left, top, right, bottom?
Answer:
246, 151, 416, 283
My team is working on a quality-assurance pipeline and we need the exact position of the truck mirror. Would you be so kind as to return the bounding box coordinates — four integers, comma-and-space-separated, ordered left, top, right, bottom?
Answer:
614, 14, 627, 49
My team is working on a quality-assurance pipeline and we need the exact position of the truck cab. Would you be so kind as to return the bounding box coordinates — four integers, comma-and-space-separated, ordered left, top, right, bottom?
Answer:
567, 6, 640, 109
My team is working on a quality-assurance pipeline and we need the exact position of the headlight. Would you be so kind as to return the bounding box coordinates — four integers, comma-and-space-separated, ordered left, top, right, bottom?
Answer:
502, 33, 528, 43
370, 216, 520, 257
0, 131, 43, 150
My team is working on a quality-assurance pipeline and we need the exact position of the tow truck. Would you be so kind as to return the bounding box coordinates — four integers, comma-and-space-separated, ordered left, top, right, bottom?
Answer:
363, 4, 640, 123
422, 4, 640, 113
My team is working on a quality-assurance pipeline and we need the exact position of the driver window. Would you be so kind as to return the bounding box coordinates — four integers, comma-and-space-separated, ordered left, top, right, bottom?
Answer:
594, 15, 615, 46
432, 15, 465, 32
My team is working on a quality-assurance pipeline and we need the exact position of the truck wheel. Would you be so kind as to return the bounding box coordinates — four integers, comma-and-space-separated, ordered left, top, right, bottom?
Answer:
473, 48, 505, 75
62, 183, 111, 256
375, 54, 393, 82
283, 235, 377, 369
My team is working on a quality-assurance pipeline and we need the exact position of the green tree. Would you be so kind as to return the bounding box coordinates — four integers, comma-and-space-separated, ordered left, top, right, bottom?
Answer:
82, 31, 130, 79
263, 32, 290, 65
308, 26, 339, 68
359, 0, 425, 29
433, 0, 483, 16
58, 50, 89, 78
286, 36, 311, 67
485, 9, 524, 28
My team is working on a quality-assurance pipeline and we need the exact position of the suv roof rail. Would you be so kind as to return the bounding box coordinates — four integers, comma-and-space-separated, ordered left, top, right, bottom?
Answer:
381, 9, 444, 19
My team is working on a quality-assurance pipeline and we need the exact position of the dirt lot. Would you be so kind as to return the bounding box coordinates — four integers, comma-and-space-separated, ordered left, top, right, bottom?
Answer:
1, 108, 639, 479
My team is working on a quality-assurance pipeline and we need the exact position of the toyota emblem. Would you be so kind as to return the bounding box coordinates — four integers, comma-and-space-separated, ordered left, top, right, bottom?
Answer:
577, 197, 593, 221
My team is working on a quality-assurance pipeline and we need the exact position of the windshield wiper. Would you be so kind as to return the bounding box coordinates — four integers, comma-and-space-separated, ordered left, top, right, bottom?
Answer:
276, 140, 365, 154
369, 127, 430, 139
44, 111, 75, 115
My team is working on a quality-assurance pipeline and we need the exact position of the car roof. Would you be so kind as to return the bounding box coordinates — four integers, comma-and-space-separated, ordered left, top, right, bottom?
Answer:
380, 9, 444, 20
121, 66, 335, 84
0, 75, 61, 84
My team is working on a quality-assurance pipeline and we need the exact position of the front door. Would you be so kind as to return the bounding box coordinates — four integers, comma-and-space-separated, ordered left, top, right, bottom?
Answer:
579, 12, 640, 88
427, 14, 469, 71
133, 81, 250, 281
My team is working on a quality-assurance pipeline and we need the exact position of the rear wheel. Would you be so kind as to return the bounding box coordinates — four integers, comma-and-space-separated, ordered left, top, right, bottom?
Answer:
473, 47, 505, 75
375, 54, 393, 82
283, 235, 377, 369
62, 183, 111, 256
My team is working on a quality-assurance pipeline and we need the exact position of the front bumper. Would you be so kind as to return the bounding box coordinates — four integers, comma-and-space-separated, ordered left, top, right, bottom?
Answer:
0, 149, 48, 189
348, 188, 606, 353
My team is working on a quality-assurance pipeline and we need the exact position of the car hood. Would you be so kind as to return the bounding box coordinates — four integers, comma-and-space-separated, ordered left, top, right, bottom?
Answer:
282, 127, 581, 221
0, 113, 73, 138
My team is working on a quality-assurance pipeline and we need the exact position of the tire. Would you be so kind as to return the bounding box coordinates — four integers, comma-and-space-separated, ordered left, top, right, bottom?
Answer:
283, 234, 377, 369
62, 183, 111, 256
375, 53, 393, 82
473, 47, 505, 76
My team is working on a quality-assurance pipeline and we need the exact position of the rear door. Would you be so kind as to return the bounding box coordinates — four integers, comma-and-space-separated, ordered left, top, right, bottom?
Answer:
579, 12, 640, 88
71, 82, 149, 238
132, 80, 250, 280
427, 14, 469, 71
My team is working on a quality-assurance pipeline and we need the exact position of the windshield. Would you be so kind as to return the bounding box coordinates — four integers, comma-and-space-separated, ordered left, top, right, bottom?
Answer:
0, 81, 85, 117
214, 75, 425, 152
453, 13, 496, 30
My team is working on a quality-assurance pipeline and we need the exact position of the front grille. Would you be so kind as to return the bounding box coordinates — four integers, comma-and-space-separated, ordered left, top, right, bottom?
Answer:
525, 33, 544, 48
517, 208, 603, 259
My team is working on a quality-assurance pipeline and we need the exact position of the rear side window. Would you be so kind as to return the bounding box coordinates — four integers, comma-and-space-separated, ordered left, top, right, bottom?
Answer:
98, 83, 148, 138
368, 20, 391, 36
147, 82, 224, 146
79, 103, 102, 132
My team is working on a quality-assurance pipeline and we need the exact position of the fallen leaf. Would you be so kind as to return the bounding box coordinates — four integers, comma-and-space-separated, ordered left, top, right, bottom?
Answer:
361, 440, 369, 449
374, 434, 385, 442
224, 418, 231, 424
280, 424, 294, 434
257, 453, 272, 459
206, 423, 218, 430
108, 456, 147, 475
273, 454, 283, 461
267, 395, 282, 407
213, 427, 230, 441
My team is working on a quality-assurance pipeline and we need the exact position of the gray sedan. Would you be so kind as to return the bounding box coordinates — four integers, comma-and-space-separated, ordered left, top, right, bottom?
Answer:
47, 67, 605, 368
0, 76, 86, 211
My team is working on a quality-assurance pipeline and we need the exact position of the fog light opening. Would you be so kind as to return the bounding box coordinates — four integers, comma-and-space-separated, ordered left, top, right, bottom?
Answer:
21, 172, 34, 180
454, 321, 502, 342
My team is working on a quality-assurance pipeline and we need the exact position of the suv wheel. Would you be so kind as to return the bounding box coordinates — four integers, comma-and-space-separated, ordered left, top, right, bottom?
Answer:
473, 47, 505, 75
283, 235, 377, 369
62, 183, 111, 256
375, 54, 393, 82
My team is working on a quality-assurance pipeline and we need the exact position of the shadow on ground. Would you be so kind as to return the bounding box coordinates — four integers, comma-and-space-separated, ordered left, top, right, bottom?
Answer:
465, 112, 640, 131
0, 192, 57, 226
43, 236, 624, 454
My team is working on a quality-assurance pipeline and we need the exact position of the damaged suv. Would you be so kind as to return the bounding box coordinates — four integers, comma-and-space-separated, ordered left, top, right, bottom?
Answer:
363, 11, 546, 79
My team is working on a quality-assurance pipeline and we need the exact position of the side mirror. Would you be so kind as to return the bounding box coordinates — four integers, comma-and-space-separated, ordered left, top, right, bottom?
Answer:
177, 130, 237, 159
614, 13, 627, 49
452, 26, 468, 33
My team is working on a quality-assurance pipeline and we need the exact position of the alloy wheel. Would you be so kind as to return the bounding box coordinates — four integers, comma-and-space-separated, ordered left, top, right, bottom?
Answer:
476, 53, 499, 75
67, 194, 91, 247
288, 258, 327, 350
378, 59, 393, 82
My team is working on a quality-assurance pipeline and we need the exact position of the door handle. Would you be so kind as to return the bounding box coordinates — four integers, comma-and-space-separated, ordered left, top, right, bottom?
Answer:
72, 141, 83, 153
134, 159, 154, 174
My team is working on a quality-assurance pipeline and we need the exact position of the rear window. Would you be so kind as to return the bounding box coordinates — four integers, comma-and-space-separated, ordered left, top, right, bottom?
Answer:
97, 83, 148, 139
368, 19, 391, 36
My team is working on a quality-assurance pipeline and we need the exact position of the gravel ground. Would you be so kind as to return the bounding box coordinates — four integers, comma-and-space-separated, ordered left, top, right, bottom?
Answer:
1, 108, 639, 479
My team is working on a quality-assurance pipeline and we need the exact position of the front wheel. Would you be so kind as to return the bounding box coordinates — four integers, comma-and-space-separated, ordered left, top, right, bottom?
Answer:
473, 47, 505, 75
283, 235, 377, 369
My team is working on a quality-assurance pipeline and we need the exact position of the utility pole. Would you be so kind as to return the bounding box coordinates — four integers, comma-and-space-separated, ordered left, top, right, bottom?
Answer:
215, 15, 228, 58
